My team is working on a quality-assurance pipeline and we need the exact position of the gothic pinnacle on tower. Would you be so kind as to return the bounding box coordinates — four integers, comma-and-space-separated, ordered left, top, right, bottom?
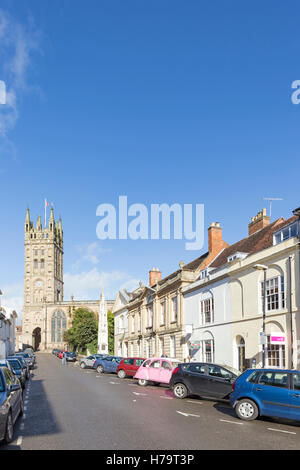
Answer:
49, 207, 55, 231
25, 207, 31, 233
36, 215, 42, 231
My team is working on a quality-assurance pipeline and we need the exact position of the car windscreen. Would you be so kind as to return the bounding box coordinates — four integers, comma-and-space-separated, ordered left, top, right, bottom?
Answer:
12, 357, 26, 367
8, 360, 21, 370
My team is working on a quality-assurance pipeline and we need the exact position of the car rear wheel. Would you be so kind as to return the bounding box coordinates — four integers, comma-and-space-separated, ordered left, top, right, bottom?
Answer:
138, 379, 148, 386
173, 383, 188, 399
97, 365, 104, 374
80, 362, 86, 369
117, 370, 126, 379
235, 399, 259, 421
4, 411, 14, 444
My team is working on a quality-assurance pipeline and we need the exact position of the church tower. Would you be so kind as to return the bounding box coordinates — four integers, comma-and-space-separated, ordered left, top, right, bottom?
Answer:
24, 207, 64, 305
22, 206, 64, 349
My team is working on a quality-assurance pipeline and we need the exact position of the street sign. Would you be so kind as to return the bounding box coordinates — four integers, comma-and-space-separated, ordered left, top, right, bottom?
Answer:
190, 341, 201, 349
259, 332, 267, 345
270, 332, 286, 345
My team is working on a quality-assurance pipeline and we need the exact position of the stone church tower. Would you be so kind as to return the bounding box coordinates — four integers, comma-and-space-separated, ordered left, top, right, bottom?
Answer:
22, 207, 114, 351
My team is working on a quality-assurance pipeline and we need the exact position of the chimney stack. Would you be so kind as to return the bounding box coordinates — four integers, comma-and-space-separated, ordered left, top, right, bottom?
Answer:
248, 209, 270, 236
208, 222, 225, 254
149, 267, 162, 287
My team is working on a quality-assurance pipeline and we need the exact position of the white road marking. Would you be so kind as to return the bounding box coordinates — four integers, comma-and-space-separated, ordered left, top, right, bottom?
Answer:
267, 428, 296, 435
219, 419, 244, 425
160, 396, 173, 400
187, 400, 203, 405
109, 381, 120, 384
132, 391, 147, 396
16, 436, 23, 446
176, 411, 200, 418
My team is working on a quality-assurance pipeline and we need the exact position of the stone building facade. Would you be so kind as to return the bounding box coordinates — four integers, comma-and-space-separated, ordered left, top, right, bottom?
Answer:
21, 208, 114, 351
113, 222, 229, 361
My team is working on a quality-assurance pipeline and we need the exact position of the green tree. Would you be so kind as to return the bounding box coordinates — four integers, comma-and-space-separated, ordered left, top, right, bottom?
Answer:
63, 308, 98, 353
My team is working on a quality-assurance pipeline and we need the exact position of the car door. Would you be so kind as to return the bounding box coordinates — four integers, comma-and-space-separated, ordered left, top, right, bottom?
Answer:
124, 358, 135, 376
86, 356, 95, 367
254, 371, 291, 419
104, 357, 113, 372
206, 365, 234, 398
148, 359, 161, 382
3, 369, 18, 422
160, 360, 173, 383
290, 372, 300, 421
181, 363, 208, 395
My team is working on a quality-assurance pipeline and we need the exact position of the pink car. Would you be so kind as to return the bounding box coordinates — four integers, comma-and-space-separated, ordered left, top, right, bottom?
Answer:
134, 357, 179, 387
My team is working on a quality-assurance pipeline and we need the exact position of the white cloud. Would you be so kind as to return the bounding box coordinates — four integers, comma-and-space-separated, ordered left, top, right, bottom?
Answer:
0, 9, 41, 136
0, 281, 23, 323
72, 242, 111, 269
64, 268, 140, 301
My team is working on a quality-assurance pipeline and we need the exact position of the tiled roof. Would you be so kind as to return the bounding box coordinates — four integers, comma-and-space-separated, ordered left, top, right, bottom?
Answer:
182, 252, 209, 271
210, 215, 298, 269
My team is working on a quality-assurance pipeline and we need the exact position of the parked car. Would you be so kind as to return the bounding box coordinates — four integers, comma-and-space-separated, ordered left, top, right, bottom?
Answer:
9, 356, 29, 380
52, 349, 58, 355
15, 352, 34, 370
116, 358, 146, 379
230, 368, 300, 422
134, 358, 180, 387
170, 362, 240, 399
1, 359, 26, 389
80, 354, 109, 369
24, 350, 36, 364
0, 366, 23, 444
93, 356, 122, 374
65, 352, 77, 362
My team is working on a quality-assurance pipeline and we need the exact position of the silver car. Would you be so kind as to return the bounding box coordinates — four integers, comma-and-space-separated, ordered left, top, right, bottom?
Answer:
80, 354, 109, 369
0, 367, 23, 444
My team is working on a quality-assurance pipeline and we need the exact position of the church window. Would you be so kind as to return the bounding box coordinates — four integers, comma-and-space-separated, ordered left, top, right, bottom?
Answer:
51, 310, 67, 343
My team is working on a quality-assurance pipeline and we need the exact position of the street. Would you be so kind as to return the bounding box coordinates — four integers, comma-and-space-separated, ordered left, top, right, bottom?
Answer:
1, 353, 300, 450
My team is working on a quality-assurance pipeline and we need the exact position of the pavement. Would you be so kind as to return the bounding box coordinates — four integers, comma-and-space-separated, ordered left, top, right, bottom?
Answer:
2, 352, 300, 450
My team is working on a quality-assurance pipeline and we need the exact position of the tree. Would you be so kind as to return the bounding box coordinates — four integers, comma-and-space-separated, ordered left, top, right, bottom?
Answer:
63, 308, 98, 352
107, 310, 114, 355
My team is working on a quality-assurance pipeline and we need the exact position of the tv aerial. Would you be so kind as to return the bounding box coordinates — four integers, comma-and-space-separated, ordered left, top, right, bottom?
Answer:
262, 198, 283, 219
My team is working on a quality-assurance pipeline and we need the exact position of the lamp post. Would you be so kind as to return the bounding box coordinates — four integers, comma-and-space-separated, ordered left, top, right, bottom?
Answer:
253, 264, 268, 368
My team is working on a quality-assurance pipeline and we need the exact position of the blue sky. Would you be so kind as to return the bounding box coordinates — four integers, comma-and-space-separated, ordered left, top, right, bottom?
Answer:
0, 0, 300, 319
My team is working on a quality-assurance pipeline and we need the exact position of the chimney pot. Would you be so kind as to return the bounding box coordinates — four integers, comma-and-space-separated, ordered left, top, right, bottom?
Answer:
248, 208, 270, 236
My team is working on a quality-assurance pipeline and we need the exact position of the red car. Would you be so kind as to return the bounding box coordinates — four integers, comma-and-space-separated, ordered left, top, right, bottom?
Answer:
116, 357, 146, 379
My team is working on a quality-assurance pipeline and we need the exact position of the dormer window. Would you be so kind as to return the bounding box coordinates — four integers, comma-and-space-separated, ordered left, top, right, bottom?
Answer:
227, 252, 248, 263
273, 222, 298, 245
200, 269, 208, 280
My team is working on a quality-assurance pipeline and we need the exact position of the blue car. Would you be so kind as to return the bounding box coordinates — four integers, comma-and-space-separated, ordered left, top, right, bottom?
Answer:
230, 368, 300, 422
93, 356, 122, 374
